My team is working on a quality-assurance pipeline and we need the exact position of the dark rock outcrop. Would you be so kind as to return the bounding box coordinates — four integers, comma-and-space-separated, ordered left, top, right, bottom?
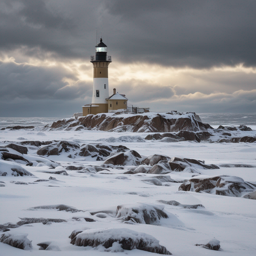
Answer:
6, 144, 28, 154
47, 112, 212, 133
103, 150, 142, 166
66, 166, 84, 170
70, 227, 171, 254
1, 152, 33, 166
179, 175, 256, 197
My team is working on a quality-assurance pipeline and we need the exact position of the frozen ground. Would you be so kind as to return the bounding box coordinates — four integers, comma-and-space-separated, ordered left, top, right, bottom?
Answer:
0, 127, 256, 255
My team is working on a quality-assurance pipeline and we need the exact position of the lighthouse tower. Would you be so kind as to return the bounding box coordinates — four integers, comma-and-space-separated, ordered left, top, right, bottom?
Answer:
90, 38, 111, 113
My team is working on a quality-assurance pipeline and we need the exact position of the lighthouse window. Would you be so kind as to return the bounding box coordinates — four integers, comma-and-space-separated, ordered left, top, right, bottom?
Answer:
96, 90, 100, 97
104, 84, 106, 89
110, 104, 112, 107
116, 101, 118, 105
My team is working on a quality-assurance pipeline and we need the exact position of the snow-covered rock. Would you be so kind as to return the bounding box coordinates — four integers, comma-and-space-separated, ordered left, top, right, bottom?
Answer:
0, 232, 32, 250
17, 218, 66, 226
0, 160, 33, 176
179, 175, 256, 197
37, 241, 60, 251
79, 144, 128, 161
37, 141, 79, 156
142, 154, 170, 166
103, 150, 142, 166
169, 157, 219, 172
1, 151, 33, 166
116, 203, 168, 224
70, 227, 171, 254
243, 190, 256, 199
196, 238, 221, 250
47, 112, 212, 133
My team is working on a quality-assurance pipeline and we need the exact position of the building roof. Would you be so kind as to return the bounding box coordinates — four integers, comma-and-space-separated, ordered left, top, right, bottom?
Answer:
95, 38, 107, 48
107, 92, 128, 100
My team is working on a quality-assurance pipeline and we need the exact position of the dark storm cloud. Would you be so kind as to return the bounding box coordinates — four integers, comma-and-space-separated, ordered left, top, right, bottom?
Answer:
1, 0, 256, 67
105, 0, 256, 67
0, 61, 91, 100
0, 0, 97, 60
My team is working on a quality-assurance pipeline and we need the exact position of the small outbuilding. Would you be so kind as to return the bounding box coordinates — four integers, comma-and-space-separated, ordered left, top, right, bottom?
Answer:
107, 89, 128, 112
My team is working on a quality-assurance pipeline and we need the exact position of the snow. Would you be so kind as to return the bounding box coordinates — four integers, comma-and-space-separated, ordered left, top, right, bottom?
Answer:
0, 123, 256, 255
108, 92, 127, 100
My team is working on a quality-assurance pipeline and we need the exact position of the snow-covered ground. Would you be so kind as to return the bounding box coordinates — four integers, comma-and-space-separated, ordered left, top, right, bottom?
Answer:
1, 127, 256, 255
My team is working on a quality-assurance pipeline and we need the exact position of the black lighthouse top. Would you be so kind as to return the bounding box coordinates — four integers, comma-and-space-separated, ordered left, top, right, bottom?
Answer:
91, 38, 111, 62
95, 38, 107, 48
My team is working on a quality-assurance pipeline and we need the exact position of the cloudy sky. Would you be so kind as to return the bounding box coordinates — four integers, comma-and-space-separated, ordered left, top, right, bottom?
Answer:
0, 0, 256, 117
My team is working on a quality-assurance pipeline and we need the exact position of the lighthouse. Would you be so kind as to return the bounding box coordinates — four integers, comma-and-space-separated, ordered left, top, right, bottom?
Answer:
82, 39, 131, 116
90, 38, 111, 113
